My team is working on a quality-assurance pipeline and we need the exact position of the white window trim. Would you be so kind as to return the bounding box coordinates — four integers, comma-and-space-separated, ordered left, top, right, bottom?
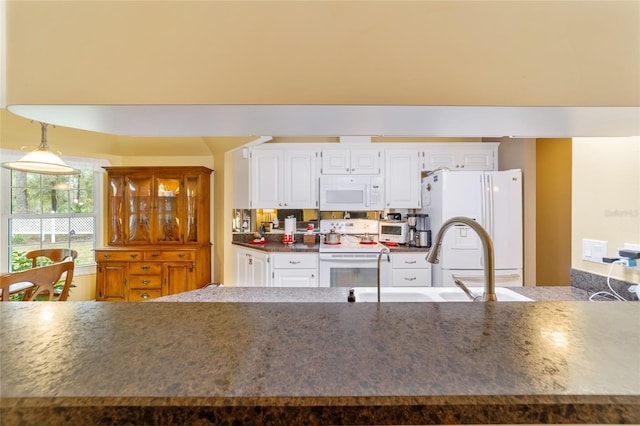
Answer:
0, 150, 109, 275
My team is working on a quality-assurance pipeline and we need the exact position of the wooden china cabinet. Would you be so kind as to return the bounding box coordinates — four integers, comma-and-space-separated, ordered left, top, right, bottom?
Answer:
95, 166, 213, 301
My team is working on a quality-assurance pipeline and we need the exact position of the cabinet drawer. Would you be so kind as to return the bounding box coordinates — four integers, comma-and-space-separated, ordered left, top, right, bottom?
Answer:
391, 253, 429, 269
392, 270, 430, 286
145, 251, 192, 261
128, 275, 162, 289
129, 263, 162, 275
96, 251, 143, 262
128, 289, 162, 301
273, 253, 317, 269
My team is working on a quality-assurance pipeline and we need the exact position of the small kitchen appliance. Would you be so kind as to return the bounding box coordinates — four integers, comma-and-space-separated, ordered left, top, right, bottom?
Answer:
283, 216, 296, 245
378, 220, 409, 244
406, 214, 417, 247
415, 214, 431, 248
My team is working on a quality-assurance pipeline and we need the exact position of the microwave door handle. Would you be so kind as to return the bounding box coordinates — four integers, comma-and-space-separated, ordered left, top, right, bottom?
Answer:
366, 186, 370, 208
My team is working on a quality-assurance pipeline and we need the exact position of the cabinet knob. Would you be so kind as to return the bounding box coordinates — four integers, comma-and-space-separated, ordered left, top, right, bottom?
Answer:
405, 277, 417, 281
178, 253, 185, 258
141, 265, 150, 270
141, 293, 150, 299
130, 254, 138, 259
103, 254, 111, 259
151, 253, 159, 258
141, 280, 151, 285
351, 168, 355, 172
405, 260, 417, 264
289, 260, 300, 264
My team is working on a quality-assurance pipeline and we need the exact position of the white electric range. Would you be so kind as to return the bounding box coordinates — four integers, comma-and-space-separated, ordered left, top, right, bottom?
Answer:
318, 219, 390, 287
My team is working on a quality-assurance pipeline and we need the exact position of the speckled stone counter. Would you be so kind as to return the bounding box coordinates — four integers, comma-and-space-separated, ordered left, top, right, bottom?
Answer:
1, 300, 638, 425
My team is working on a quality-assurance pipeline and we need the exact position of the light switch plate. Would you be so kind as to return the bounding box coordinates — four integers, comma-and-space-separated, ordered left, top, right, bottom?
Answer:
582, 239, 608, 263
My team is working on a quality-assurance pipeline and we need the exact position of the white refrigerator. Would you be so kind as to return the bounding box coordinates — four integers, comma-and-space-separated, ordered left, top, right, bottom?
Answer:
421, 169, 523, 287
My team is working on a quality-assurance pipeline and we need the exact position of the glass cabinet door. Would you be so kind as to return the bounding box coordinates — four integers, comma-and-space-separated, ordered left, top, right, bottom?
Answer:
126, 176, 152, 243
107, 176, 126, 244
154, 176, 182, 243
185, 176, 200, 243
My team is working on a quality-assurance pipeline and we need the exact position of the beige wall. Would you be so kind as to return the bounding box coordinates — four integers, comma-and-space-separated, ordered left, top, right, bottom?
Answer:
495, 138, 537, 287
536, 139, 572, 286
572, 137, 640, 284
6, 1, 640, 107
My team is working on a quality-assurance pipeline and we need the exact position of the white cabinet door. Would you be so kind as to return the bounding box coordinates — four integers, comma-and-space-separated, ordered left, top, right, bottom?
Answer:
423, 145, 496, 172
321, 148, 381, 175
350, 149, 381, 174
273, 269, 318, 287
321, 149, 351, 174
384, 149, 421, 208
283, 149, 319, 208
234, 246, 270, 287
250, 150, 281, 208
271, 253, 318, 287
390, 252, 431, 287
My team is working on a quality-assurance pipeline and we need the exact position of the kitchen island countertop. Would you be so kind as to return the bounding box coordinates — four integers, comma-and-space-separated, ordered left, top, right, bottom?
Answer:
1, 291, 638, 425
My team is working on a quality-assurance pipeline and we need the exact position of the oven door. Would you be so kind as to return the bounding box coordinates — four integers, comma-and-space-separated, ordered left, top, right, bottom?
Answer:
319, 253, 391, 287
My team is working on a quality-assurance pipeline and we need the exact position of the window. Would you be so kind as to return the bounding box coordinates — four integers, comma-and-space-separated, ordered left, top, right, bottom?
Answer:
2, 168, 102, 272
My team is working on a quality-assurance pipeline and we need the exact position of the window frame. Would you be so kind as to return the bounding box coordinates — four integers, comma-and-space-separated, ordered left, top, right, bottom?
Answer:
0, 155, 105, 276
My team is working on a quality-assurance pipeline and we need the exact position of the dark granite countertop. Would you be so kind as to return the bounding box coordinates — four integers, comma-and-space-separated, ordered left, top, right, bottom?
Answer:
1, 297, 638, 424
232, 236, 429, 253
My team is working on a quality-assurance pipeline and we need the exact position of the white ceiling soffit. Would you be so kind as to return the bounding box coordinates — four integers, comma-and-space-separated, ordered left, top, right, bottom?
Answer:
7, 105, 640, 138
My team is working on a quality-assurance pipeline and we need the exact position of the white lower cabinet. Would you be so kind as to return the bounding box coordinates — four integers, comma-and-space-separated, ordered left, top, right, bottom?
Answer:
271, 253, 318, 287
390, 252, 431, 287
234, 246, 270, 287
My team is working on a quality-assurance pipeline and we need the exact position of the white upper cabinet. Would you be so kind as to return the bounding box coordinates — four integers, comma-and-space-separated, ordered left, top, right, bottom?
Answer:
321, 148, 382, 175
384, 149, 422, 209
423, 143, 497, 171
250, 149, 281, 208
250, 147, 319, 209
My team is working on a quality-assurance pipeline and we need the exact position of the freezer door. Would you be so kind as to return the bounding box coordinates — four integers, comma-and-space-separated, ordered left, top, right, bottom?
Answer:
485, 170, 523, 269
440, 171, 484, 269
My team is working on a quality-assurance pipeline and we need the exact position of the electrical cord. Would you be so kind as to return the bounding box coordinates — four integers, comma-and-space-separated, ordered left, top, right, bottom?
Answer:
588, 260, 627, 302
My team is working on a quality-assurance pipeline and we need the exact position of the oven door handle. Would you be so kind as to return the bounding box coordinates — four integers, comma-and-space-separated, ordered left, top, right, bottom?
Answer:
319, 254, 380, 261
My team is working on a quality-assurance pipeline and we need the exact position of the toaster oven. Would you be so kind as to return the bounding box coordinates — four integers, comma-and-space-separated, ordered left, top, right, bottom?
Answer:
378, 221, 409, 244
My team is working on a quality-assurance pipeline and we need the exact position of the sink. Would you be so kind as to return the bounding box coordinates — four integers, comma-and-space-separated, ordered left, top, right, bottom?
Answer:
353, 287, 532, 302
355, 288, 440, 302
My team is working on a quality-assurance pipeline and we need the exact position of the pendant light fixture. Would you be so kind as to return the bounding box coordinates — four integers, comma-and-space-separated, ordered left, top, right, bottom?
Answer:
2, 122, 80, 175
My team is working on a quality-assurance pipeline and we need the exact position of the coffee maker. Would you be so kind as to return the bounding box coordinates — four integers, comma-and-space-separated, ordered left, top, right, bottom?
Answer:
406, 214, 418, 247
415, 214, 431, 248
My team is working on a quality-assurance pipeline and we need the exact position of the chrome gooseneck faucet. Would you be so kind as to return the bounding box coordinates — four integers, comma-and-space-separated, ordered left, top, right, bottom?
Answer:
377, 247, 391, 303
426, 216, 497, 302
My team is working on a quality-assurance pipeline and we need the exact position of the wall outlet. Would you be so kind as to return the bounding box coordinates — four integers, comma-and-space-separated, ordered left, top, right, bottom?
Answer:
582, 239, 608, 263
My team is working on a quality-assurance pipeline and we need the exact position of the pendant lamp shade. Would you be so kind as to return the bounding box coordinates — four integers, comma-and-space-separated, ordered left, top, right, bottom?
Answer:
2, 122, 80, 175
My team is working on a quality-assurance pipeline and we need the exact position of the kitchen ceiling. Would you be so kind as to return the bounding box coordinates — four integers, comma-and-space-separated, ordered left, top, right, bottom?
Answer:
7, 105, 640, 138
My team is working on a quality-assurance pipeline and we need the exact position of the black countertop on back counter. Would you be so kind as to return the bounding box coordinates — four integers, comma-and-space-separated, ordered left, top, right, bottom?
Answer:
1, 292, 638, 425
232, 234, 428, 253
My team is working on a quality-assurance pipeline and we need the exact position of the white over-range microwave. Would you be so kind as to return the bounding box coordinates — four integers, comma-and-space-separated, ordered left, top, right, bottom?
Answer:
319, 175, 384, 211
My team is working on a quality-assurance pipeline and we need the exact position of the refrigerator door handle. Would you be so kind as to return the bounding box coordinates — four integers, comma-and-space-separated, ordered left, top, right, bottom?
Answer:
486, 173, 495, 237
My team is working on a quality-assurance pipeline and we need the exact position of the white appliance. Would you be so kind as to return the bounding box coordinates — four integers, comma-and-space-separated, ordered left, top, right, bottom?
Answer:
420, 169, 523, 287
319, 175, 384, 211
378, 220, 409, 244
318, 219, 391, 287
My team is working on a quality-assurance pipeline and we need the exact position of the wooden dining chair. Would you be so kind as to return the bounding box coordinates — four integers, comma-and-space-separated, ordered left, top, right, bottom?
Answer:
26, 248, 78, 267
0, 260, 75, 301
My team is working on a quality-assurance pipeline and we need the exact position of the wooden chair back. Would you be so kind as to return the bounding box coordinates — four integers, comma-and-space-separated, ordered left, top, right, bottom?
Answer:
26, 248, 78, 267
0, 260, 75, 301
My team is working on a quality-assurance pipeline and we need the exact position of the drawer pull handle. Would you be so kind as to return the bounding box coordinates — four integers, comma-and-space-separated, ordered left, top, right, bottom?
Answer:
141, 266, 150, 270
289, 260, 300, 264
405, 277, 417, 281
130, 254, 138, 259
103, 254, 111, 259
141, 293, 150, 299
405, 260, 417, 264
151, 253, 159, 258
178, 253, 185, 258
141, 280, 151, 285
